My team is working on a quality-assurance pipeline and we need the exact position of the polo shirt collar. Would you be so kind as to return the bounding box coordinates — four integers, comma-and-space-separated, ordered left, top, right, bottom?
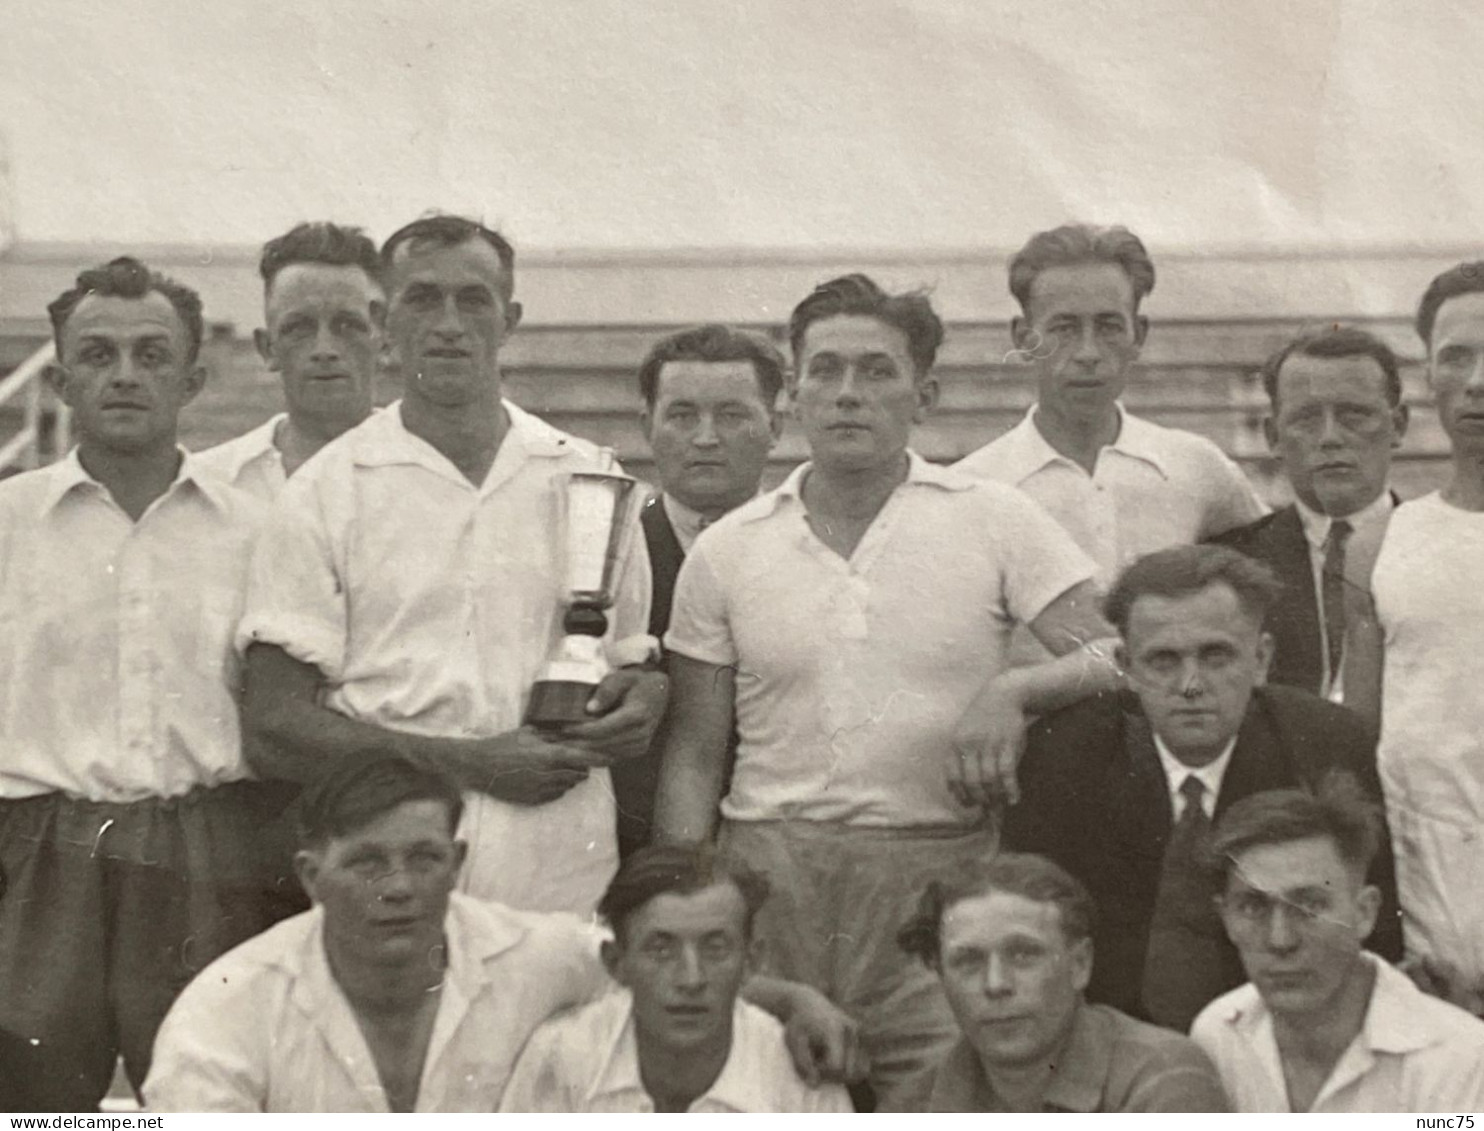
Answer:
749, 449, 971, 522
587, 991, 756, 1111
39, 444, 233, 516
933, 1002, 1107, 1112
350, 398, 582, 481
219, 412, 286, 478
1013, 403, 1170, 480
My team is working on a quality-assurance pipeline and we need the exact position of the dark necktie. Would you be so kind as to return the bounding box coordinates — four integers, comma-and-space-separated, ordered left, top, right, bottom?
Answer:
1141, 775, 1227, 1030
1321, 520, 1353, 682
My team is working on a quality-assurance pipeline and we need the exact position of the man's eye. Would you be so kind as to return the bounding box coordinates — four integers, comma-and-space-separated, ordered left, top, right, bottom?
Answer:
807, 358, 843, 379
138, 346, 169, 366
457, 290, 493, 310
333, 314, 369, 336
701, 938, 737, 962
665, 409, 698, 425
862, 361, 898, 381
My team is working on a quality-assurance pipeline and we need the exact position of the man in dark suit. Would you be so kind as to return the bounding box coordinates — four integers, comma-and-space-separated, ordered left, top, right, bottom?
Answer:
1002, 544, 1403, 1035
1210, 326, 1408, 712
613, 325, 785, 857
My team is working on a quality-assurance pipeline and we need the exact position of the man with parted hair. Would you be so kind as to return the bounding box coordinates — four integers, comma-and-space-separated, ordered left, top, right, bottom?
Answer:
1211, 325, 1408, 712
957, 224, 1265, 617
145, 757, 860, 1112
500, 844, 852, 1112
897, 852, 1228, 1112
237, 214, 668, 915
1003, 543, 1401, 1034
613, 324, 785, 859
194, 221, 385, 498
1192, 784, 1484, 1112
655, 273, 1117, 1107
0, 257, 276, 1109
1366, 260, 1484, 1014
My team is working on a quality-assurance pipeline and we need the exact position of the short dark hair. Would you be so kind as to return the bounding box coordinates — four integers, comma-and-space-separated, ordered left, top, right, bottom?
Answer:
1416, 261, 1484, 350
47, 256, 205, 365
636, 324, 786, 410
1208, 775, 1382, 887
898, 852, 1094, 968
380, 214, 516, 297
787, 273, 944, 380
598, 843, 770, 945
297, 755, 464, 850
1259, 325, 1402, 409
259, 221, 383, 293
1008, 224, 1156, 316
1104, 544, 1282, 637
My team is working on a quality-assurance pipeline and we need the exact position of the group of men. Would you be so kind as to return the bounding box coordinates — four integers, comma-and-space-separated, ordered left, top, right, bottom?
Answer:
0, 214, 1481, 1113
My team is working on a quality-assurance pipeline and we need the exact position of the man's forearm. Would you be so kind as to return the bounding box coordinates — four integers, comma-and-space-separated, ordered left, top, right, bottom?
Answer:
652, 736, 729, 843
1000, 637, 1123, 715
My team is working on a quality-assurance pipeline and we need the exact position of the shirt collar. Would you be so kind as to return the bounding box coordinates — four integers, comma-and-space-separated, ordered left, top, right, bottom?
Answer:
932, 1002, 1109, 1112
661, 491, 751, 554
350, 398, 581, 472
745, 449, 972, 523
1293, 490, 1396, 553
1152, 731, 1238, 813
218, 413, 287, 478
39, 445, 235, 516
587, 990, 760, 1112
1011, 403, 1169, 480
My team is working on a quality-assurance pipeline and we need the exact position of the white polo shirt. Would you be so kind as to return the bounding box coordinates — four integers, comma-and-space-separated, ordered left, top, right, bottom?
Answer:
955, 405, 1266, 589
665, 452, 1095, 827
144, 893, 610, 1113
499, 987, 852, 1112
192, 413, 289, 502
1191, 954, 1484, 1112
238, 401, 653, 913
0, 449, 264, 802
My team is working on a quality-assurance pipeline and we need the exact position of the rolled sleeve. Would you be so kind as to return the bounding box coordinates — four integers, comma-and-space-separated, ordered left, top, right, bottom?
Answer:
994, 489, 1098, 625
663, 543, 738, 667
1201, 451, 1268, 538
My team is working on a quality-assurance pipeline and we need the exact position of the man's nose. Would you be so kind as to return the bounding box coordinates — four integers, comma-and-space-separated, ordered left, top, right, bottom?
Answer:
676, 945, 706, 990
1072, 324, 1101, 364
692, 413, 720, 446
1178, 660, 1205, 698
1316, 409, 1347, 447
311, 322, 343, 362
982, 953, 1014, 996
835, 367, 864, 405
1466, 356, 1484, 392
376, 863, 417, 902
1265, 904, 1301, 952
108, 355, 144, 388
433, 296, 465, 338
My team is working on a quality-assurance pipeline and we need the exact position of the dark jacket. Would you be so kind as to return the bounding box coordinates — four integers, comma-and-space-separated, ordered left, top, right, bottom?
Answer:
1002, 684, 1404, 1022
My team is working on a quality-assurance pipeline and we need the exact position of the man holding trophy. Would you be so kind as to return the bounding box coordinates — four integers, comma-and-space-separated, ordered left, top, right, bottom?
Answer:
237, 214, 667, 916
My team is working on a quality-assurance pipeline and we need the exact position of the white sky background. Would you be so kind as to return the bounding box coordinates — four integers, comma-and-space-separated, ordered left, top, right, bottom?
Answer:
1, 0, 1482, 253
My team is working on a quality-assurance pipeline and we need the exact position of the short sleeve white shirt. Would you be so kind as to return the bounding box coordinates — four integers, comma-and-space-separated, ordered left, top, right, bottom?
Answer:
237, 401, 653, 912
1191, 955, 1484, 1112
192, 414, 289, 503
955, 405, 1267, 589
144, 893, 610, 1113
499, 987, 852, 1112
0, 449, 265, 801
665, 451, 1096, 827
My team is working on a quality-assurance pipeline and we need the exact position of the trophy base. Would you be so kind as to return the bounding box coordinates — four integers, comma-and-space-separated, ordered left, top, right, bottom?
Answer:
525, 679, 599, 728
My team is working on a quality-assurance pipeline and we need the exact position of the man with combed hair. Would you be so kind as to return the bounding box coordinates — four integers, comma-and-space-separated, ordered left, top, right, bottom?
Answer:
1003, 544, 1401, 1034
500, 845, 851, 1112
237, 214, 668, 915
145, 758, 860, 1112
1212, 326, 1407, 712
194, 221, 385, 499
897, 853, 1229, 1111
655, 273, 1118, 1107
0, 258, 275, 1108
1367, 261, 1484, 1014
614, 324, 785, 859
957, 224, 1265, 616
1192, 785, 1484, 1112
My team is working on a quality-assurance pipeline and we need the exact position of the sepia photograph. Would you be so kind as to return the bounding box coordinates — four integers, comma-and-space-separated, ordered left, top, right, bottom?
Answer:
0, 0, 1482, 1116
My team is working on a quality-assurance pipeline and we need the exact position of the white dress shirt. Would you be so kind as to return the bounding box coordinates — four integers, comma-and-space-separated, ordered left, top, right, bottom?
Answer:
144, 893, 610, 1113
0, 449, 264, 801
192, 413, 289, 503
238, 401, 653, 913
1152, 733, 1237, 820
1293, 490, 1394, 700
661, 492, 711, 554
499, 986, 851, 1112
1191, 954, 1484, 1112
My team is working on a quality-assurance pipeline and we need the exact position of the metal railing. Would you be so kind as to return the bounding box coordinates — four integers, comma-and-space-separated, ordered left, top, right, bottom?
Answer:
0, 340, 70, 472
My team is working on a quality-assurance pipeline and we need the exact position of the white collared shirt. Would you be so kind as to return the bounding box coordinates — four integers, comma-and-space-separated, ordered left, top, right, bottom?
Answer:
1191, 954, 1484, 1112
1293, 491, 1395, 699
0, 448, 264, 801
1152, 733, 1238, 820
955, 404, 1267, 589
661, 492, 711, 554
237, 400, 653, 913
144, 893, 610, 1113
666, 451, 1095, 826
192, 413, 289, 502
499, 986, 851, 1112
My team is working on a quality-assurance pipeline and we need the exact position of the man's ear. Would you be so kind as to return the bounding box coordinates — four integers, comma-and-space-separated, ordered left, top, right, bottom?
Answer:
294, 849, 321, 904
179, 363, 207, 407
1132, 313, 1150, 351
452, 839, 468, 874
913, 376, 940, 423
1010, 315, 1032, 356
1254, 631, 1275, 685
42, 362, 70, 404
600, 938, 624, 982
504, 300, 524, 334
1069, 936, 1093, 993
639, 406, 655, 442
1355, 883, 1381, 941
1391, 402, 1411, 448
1262, 414, 1280, 453
253, 328, 276, 369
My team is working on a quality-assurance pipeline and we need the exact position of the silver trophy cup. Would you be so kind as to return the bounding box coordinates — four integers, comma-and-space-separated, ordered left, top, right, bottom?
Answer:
525, 469, 642, 727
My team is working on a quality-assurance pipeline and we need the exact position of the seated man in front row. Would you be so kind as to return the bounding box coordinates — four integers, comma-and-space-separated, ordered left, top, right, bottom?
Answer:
897, 852, 1229, 1111
1002, 544, 1402, 1034
1193, 785, 1484, 1112
143, 757, 860, 1112
500, 845, 851, 1112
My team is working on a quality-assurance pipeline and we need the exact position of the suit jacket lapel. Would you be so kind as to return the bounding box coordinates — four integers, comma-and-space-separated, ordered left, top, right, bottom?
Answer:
1214, 693, 1299, 818
1265, 506, 1326, 695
